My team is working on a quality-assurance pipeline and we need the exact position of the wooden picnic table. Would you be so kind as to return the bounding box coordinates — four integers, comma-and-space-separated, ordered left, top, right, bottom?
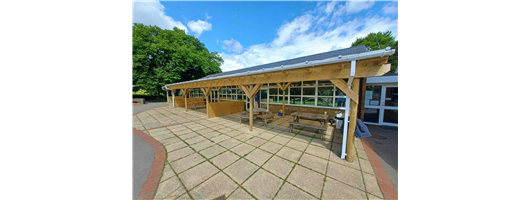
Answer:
246, 108, 267, 116
289, 112, 328, 139
290, 112, 327, 124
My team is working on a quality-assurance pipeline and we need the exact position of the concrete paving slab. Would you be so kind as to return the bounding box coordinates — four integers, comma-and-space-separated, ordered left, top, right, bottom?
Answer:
245, 148, 273, 166
190, 172, 238, 200
326, 162, 365, 190
224, 158, 259, 184
322, 177, 367, 200
275, 182, 316, 200
259, 141, 283, 154
228, 187, 254, 200
287, 165, 325, 197
298, 153, 328, 174
262, 156, 295, 179
211, 151, 240, 169
199, 145, 226, 159
276, 147, 303, 162
242, 169, 283, 200
231, 143, 256, 157
179, 161, 219, 189
170, 153, 206, 174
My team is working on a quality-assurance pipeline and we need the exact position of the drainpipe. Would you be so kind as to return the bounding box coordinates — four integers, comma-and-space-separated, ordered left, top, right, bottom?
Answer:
341, 58, 357, 160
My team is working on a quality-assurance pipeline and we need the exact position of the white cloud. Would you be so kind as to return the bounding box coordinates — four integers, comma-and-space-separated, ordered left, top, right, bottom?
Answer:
133, 1, 188, 33
335, 1, 375, 16
218, 2, 397, 72
187, 19, 212, 37
382, 3, 398, 15
324, 1, 337, 14
222, 38, 244, 53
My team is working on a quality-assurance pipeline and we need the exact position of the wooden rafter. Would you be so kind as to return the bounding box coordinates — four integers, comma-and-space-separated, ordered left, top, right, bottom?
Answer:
330, 79, 359, 104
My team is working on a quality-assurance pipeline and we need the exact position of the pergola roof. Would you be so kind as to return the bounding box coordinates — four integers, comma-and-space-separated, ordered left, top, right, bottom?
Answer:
164, 46, 395, 90
201, 45, 368, 80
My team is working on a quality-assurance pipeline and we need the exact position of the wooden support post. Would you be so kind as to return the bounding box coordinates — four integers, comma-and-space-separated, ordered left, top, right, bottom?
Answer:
184, 88, 188, 112
249, 94, 253, 131
166, 90, 169, 103
346, 79, 360, 162
217, 87, 220, 102
172, 90, 175, 108
282, 90, 286, 117
276, 82, 291, 117
240, 84, 263, 132
201, 87, 212, 118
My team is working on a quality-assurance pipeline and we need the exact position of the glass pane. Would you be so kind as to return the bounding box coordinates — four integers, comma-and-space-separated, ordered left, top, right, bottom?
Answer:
302, 97, 315, 106
237, 95, 242, 100
276, 96, 285, 103
260, 90, 268, 100
334, 98, 346, 107
291, 82, 301, 87
237, 89, 242, 95
303, 87, 315, 95
384, 87, 398, 107
270, 96, 278, 103
303, 81, 316, 86
227, 88, 232, 95
365, 85, 382, 106
318, 80, 333, 86
317, 97, 333, 107
364, 108, 380, 123
317, 87, 334, 96
269, 88, 278, 96
335, 88, 346, 96
383, 109, 398, 124
289, 96, 302, 105
290, 88, 301, 95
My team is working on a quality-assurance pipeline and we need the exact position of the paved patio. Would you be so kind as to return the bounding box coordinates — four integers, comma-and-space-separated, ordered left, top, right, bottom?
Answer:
133, 105, 384, 200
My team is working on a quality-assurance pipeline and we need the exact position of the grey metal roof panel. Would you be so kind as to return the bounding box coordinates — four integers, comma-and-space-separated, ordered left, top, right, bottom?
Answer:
202, 45, 367, 79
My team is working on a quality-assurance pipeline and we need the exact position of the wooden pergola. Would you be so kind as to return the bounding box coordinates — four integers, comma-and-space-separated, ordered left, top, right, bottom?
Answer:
164, 48, 395, 162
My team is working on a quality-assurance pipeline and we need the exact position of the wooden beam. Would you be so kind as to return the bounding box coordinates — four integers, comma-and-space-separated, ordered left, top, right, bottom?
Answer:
249, 84, 263, 98
239, 85, 251, 98
282, 82, 292, 91
330, 79, 359, 104
346, 79, 361, 162
166, 58, 390, 90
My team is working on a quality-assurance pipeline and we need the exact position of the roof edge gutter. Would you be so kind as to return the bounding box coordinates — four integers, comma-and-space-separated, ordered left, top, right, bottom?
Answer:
165, 48, 395, 88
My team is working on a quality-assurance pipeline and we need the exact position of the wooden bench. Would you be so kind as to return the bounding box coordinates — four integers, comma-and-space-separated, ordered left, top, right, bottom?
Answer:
288, 122, 327, 139
191, 102, 206, 110
132, 98, 145, 104
258, 112, 275, 126
239, 112, 256, 124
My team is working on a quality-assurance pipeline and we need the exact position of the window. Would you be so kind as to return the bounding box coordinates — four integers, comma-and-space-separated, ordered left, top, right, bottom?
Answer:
384, 87, 398, 107
365, 85, 382, 106
251, 80, 354, 109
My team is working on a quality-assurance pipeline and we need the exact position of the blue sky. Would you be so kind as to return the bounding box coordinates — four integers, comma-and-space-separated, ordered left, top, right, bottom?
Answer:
133, 1, 398, 72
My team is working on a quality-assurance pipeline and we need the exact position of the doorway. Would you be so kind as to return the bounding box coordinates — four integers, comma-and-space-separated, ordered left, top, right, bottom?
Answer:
364, 84, 398, 127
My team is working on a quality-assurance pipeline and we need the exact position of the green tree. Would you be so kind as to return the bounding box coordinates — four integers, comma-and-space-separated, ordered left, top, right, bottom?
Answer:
352, 31, 398, 74
133, 23, 223, 97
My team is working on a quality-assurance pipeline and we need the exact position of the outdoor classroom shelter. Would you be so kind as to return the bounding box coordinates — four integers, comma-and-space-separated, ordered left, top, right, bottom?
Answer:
163, 45, 395, 162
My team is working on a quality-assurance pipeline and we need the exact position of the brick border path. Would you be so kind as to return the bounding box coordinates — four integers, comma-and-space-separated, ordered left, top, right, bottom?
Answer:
361, 138, 398, 200
134, 111, 167, 200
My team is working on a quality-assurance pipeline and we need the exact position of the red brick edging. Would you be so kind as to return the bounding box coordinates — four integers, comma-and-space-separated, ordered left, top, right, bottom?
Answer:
361, 138, 398, 200
134, 111, 166, 200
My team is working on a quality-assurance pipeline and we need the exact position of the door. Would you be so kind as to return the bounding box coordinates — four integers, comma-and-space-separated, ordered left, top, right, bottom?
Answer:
381, 86, 398, 126
364, 84, 398, 127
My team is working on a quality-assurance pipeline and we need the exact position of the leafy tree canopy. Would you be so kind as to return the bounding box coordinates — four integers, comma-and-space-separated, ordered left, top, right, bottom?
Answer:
352, 31, 398, 74
133, 23, 223, 97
